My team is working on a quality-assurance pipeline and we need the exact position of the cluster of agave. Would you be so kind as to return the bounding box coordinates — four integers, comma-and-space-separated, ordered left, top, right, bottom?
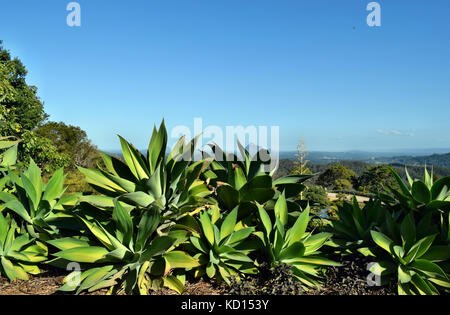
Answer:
0, 121, 335, 294
329, 167, 450, 295
2, 121, 448, 296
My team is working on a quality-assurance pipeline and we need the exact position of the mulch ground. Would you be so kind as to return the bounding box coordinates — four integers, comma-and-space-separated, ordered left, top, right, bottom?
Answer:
0, 257, 395, 295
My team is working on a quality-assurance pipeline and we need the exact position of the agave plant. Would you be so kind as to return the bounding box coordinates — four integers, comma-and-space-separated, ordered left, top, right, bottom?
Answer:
379, 167, 450, 217
203, 142, 313, 220
369, 212, 450, 295
179, 206, 258, 284
0, 212, 48, 281
0, 136, 20, 190
50, 201, 199, 295
255, 194, 339, 289
78, 121, 212, 222
0, 160, 78, 240
328, 198, 388, 253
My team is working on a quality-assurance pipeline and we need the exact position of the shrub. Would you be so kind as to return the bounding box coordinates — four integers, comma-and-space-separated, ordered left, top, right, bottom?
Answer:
179, 207, 257, 285
51, 201, 199, 295
77, 120, 212, 222
254, 195, 339, 289
0, 212, 47, 281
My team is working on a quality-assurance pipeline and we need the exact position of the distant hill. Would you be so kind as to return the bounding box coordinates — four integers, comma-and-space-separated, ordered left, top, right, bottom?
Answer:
375, 153, 450, 168
275, 159, 450, 182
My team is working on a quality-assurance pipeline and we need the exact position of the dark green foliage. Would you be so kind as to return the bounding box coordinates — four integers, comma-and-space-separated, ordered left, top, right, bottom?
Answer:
36, 122, 99, 170
356, 165, 398, 193
330, 167, 450, 295
328, 198, 387, 252
0, 41, 47, 137
301, 185, 329, 210
317, 165, 357, 190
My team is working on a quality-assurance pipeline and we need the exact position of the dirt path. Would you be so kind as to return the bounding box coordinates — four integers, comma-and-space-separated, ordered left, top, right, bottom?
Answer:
327, 193, 370, 203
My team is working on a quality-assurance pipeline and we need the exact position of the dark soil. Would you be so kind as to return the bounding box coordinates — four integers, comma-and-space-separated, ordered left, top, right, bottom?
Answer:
310, 255, 395, 295
0, 257, 395, 295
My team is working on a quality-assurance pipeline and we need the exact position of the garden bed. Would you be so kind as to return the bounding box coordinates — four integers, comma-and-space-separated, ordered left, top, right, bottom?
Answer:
0, 257, 395, 296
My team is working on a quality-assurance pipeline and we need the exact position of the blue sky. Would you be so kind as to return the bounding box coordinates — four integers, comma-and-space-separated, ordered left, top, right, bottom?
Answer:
1, 0, 449, 152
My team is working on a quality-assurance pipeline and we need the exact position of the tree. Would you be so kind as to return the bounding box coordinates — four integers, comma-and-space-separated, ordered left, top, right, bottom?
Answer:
356, 165, 398, 193
301, 185, 329, 210
0, 41, 98, 176
36, 122, 99, 170
0, 40, 47, 137
317, 165, 357, 190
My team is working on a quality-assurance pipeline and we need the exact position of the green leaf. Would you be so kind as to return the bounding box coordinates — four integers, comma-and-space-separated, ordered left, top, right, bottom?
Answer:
389, 167, 412, 197
147, 121, 168, 174
405, 234, 437, 263
279, 243, 305, 263
21, 175, 38, 212
199, 211, 215, 246
119, 136, 149, 180
135, 208, 160, 252
54, 246, 110, 263
216, 185, 239, 211
274, 191, 288, 226
398, 265, 412, 284
164, 275, 185, 294
1, 257, 18, 281
78, 167, 126, 193
0, 145, 18, 167
3, 200, 33, 224
411, 181, 431, 204
43, 168, 65, 202
411, 259, 448, 279
286, 206, 310, 246
140, 236, 175, 262
112, 201, 133, 247
164, 251, 199, 269
47, 238, 91, 251
400, 213, 416, 251
431, 176, 450, 200
224, 227, 255, 247
220, 207, 238, 242
257, 204, 272, 237
370, 230, 394, 254
118, 192, 154, 208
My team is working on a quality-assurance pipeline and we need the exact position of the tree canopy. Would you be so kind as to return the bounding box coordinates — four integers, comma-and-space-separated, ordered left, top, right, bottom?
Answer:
0, 40, 98, 174
316, 164, 357, 190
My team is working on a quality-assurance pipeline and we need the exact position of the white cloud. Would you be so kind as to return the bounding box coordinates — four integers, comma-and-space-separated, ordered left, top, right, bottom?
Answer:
376, 129, 415, 137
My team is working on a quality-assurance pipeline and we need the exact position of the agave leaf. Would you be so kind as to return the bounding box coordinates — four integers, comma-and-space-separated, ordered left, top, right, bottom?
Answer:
43, 168, 65, 202
220, 207, 238, 242
371, 230, 394, 254
163, 275, 185, 294
164, 251, 199, 269
47, 238, 91, 251
274, 191, 288, 226
135, 208, 160, 252
54, 246, 110, 263
147, 121, 168, 174
400, 213, 416, 252
198, 211, 215, 246
119, 136, 149, 180
411, 181, 431, 204
286, 206, 310, 246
